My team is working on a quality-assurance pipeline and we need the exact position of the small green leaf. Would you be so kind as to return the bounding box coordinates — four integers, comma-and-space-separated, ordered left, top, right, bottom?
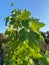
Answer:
11, 2, 14, 6
5, 16, 10, 26
21, 61, 28, 65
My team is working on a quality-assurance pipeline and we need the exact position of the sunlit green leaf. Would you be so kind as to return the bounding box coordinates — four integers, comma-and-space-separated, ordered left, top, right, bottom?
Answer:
29, 18, 45, 31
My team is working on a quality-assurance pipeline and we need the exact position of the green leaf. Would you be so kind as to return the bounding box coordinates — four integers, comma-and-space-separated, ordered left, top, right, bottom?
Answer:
19, 28, 40, 52
21, 61, 28, 65
11, 9, 17, 14
38, 57, 49, 65
29, 18, 45, 31
30, 48, 43, 59
27, 30, 40, 51
11, 2, 14, 6
5, 16, 10, 26
23, 9, 31, 17
21, 19, 29, 28
28, 30, 40, 43
19, 28, 27, 42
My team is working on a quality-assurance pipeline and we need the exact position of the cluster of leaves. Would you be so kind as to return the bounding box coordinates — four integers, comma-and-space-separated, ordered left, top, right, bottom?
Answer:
4, 9, 49, 65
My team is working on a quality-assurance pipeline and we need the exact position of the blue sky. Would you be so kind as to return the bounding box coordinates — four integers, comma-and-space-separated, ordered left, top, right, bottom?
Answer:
0, 0, 49, 33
